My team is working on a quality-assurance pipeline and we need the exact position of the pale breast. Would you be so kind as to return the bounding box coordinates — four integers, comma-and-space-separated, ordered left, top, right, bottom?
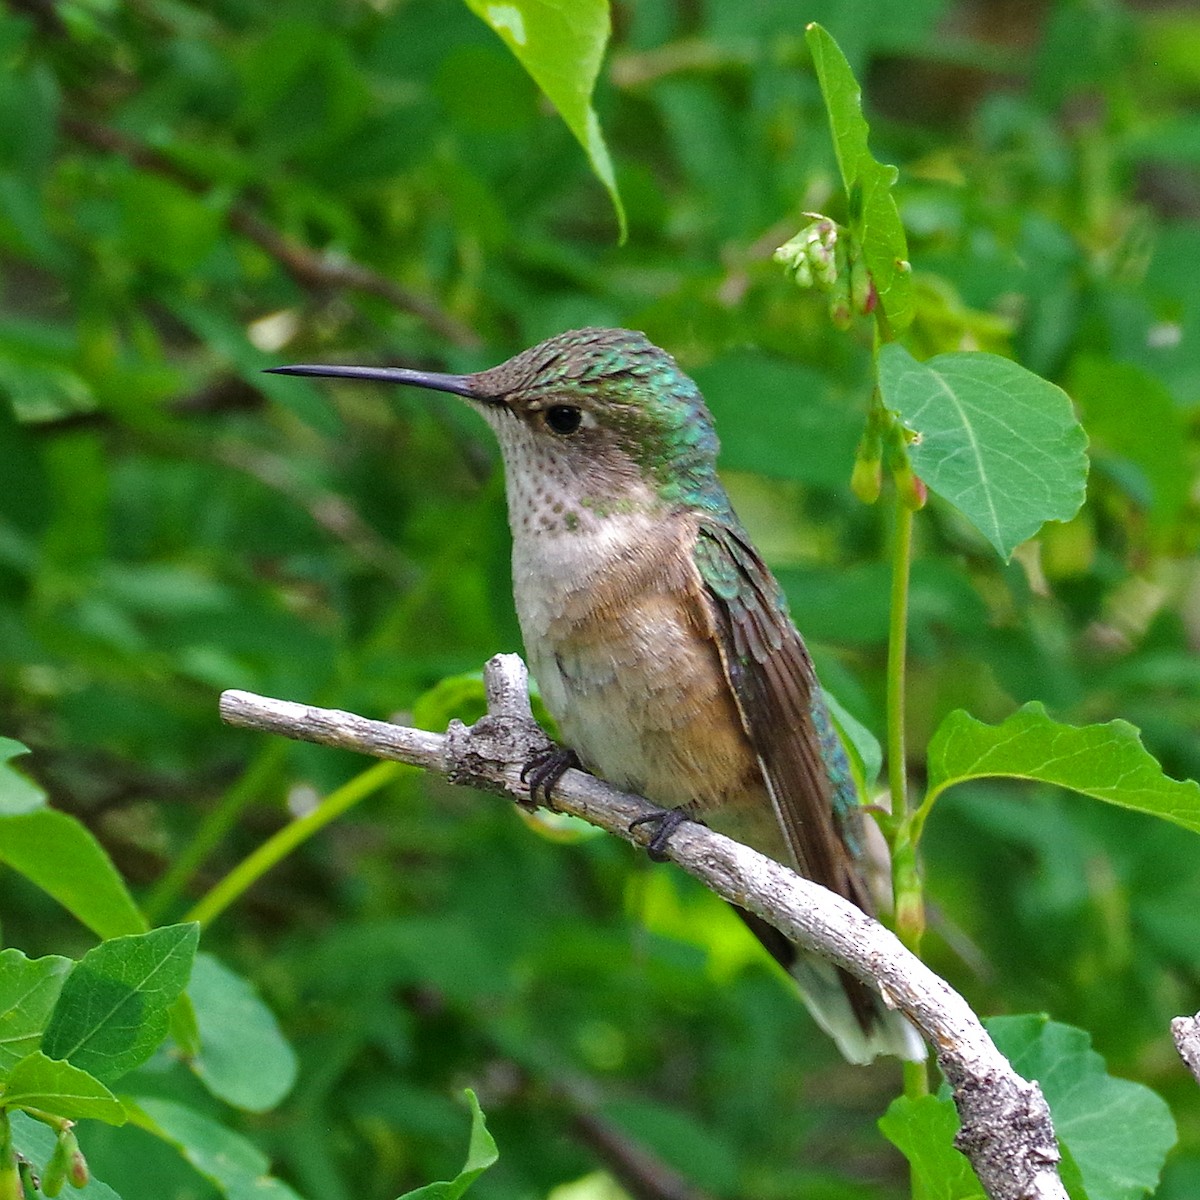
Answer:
511, 512, 781, 854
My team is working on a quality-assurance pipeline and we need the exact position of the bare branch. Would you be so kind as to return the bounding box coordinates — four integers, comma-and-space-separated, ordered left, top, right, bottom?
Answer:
1172, 1013, 1200, 1087
219, 654, 1068, 1200
60, 115, 480, 349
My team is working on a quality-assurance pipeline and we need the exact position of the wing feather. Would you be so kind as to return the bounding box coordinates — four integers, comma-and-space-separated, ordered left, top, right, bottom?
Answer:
691, 520, 871, 914
688, 518, 925, 1053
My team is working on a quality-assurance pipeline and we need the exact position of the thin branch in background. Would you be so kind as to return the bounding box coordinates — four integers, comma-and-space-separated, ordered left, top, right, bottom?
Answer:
211, 438, 418, 590
218, 654, 1071, 1200
59, 114, 481, 350
568, 1107, 716, 1200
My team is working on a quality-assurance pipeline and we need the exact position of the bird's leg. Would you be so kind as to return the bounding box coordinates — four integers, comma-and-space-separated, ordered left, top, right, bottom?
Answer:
520, 745, 580, 806
629, 807, 693, 863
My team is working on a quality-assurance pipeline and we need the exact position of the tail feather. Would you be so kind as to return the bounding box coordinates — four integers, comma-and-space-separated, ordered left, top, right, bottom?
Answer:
736, 907, 924, 1064
787, 956, 925, 1065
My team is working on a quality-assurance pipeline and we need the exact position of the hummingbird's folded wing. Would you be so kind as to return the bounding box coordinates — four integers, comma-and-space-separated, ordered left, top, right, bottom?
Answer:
690, 519, 924, 1061
691, 519, 872, 916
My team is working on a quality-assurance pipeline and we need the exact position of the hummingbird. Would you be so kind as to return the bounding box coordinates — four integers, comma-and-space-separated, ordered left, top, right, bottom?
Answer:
269, 328, 921, 1063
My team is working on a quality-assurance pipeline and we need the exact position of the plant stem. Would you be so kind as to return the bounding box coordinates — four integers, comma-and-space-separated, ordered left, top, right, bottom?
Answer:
885, 495, 930, 1098
0, 1111, 18, 1200
185, 760, 408, 929
885, 498, 913, 833
144, 740, 288, 921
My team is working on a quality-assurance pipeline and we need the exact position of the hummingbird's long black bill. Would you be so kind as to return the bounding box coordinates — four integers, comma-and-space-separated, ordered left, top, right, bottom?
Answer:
265, 363, 478, 398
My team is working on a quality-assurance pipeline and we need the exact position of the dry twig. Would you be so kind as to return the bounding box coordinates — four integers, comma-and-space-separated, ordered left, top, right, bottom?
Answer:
61, 115, 479, 349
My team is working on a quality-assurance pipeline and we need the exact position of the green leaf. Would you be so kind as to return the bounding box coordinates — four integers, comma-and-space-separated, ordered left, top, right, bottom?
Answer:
0, 809, 146, 939
130, 1095, 304, 1200
0, 948, 72, 1075
692, 352, 861, 488
877, 1094, 985, 1200
187, 954, 297, 1113
805, 23, 912, 328
115, 172, 223, 275
9, 1110, 121, 1200
0, 739, 45, 815
3, 1050, 126, 1124
411, 673, 488, 731
398, 1089, 498, 1200
879, 343, 1088, 559
1071, 356, 1190, 542
926, 702, 1200, 834
987, 1016, 1176, 1200
42, 924, 200, 1084
824, 691, 882, 793
169, 298, 343, 438
464, 0, 626, 240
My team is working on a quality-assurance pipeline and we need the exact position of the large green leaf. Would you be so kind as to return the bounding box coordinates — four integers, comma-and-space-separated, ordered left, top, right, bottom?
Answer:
131, 1096, 304, 1200
3, 1050, 126, 1124
187, 953, 297, 1113
926, 702, 1200, 834
1071, 356, 1190, 542
806, 23, 912, 329
883, 1018, 1176, 1200
879, 343, 1088, 559
877, 1094, 984, 1200
0, 809, 146, 939
41, 924, 200, 1084
0, 948, 72, 1075
464, 0, 625, 239
399, 1090, 498, 1200
987, 1016, 1176, 1200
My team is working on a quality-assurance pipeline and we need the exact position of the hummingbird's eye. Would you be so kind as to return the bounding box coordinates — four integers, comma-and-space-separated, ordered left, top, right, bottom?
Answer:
545, 405, 583, 435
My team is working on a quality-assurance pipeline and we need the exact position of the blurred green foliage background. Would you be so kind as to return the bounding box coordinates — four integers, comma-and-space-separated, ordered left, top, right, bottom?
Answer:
1, 0, 1198, 1196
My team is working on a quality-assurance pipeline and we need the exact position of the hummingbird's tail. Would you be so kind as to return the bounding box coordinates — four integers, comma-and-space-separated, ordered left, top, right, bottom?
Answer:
788, 956, 926, 1064
737, 908, 925, 1063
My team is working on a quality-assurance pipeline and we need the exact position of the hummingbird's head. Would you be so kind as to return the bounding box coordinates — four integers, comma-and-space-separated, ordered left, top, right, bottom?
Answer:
269, 328, 728, 529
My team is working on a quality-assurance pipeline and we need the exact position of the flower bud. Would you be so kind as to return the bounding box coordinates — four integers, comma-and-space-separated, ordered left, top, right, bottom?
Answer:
851, 454, 883, 505
893, 460, 928, 510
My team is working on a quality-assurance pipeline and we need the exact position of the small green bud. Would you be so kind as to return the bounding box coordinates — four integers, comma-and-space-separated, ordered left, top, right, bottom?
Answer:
851, 454, 883, 504
861, 276, 878, 314
41, 1126, 79, 1198
893, 460, 928, 510
773, 234, 806, 273
828, 290, 852, 330
41, 1157, 66, 1197
849, 255, 873, 316
851, 413, 885, 504
0, 1162, 24, 1200
775, 216, 840, 292
809, 223, 838, 287
827, 237, 853, 329
67, 1146, 89, 1190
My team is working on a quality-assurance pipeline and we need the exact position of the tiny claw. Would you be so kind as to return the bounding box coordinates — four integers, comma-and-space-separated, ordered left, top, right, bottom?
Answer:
629, 806, 691, 862
520, 746, 579, 805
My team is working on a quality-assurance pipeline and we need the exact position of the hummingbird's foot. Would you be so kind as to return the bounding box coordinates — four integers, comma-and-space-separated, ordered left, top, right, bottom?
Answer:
629, 806, 691, 863
520, 745, 580, 806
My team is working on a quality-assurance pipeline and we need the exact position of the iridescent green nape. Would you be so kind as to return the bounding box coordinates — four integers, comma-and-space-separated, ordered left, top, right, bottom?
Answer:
473, 327, 728, 513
